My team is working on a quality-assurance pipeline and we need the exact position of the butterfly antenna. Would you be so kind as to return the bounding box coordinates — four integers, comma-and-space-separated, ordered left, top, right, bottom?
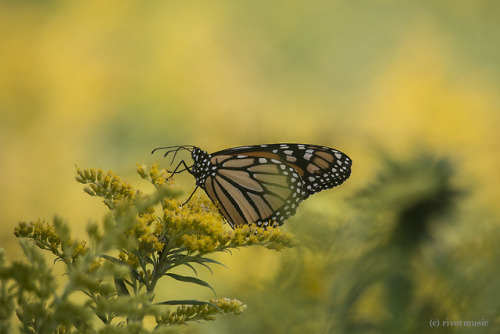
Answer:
151, 145, 195, 155
151, 145, 195, 165
169, 146, 187, 166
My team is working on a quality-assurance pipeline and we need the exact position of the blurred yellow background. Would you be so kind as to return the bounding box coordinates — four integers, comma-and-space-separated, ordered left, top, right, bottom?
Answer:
1, 0, 499, 333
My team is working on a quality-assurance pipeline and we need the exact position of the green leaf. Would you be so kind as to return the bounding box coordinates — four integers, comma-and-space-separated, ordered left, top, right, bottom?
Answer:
198, 256, 228, 269
165, 273, 216, 295
114, 277, 130, 297
191, 257, 228, 275
183, 262, 198, 276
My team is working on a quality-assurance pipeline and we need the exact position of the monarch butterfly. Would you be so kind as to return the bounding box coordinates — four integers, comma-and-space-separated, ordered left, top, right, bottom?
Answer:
152, 144, 352, 229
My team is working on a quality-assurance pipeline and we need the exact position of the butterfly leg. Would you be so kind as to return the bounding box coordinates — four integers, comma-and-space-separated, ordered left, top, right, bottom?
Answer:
166, 160, 193, 178
181, 185, 199, 206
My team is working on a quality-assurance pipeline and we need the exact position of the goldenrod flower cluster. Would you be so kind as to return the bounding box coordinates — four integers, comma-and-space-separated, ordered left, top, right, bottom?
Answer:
76, 167, 138, 209
9, 162, 295, 331
156, 298, 247, 325
162, 194, 294, 254
137, 162, 171, 188
14, 220, 88, 264
138, 163, 294, 254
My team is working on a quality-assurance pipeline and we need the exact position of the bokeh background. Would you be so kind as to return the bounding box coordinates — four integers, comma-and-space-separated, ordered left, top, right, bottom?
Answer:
1, 0, 499, 333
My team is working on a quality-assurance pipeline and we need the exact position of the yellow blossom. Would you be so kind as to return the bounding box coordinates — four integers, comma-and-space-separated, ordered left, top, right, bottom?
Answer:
119, 252, 140, 268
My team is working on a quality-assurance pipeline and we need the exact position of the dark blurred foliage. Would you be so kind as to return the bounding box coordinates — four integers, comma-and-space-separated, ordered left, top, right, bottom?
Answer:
201, 153, 499, 334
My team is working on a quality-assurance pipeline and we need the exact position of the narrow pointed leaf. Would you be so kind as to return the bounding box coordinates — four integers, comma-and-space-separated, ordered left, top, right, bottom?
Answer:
165, 273, 215, 295
198, 257, 228, 268
184, 262, 198, 276
193, 261, 213, 275
114, 277, 130, 296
